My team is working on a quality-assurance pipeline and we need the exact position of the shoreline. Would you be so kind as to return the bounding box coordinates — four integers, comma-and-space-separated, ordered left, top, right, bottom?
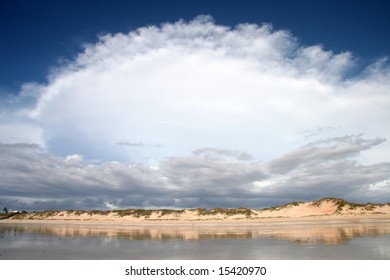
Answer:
2, 213, 390, 226
2, 211, 390, 246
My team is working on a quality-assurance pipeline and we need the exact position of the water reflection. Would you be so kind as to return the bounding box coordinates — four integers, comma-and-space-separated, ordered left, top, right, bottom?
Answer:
1, 220, 390, 259
2, 220, 390, 245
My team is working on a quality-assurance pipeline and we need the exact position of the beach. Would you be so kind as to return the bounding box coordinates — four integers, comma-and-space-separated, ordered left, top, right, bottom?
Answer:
2, 198, 390, 224
2, 198, 390, 259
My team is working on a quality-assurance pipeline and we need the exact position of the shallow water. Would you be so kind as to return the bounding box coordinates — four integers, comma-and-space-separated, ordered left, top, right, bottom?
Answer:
1, 219, 390, 259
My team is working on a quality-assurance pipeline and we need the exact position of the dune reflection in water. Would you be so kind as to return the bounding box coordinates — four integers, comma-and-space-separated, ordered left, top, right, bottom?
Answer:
2, 219, 390, 245
1, 220, 390, 259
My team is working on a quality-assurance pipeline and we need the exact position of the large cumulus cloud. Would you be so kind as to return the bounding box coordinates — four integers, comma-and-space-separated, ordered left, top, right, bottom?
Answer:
1, 16, 389, 210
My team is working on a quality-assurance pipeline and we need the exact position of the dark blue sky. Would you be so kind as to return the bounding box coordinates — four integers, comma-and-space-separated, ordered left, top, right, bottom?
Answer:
1, 0, 389, 92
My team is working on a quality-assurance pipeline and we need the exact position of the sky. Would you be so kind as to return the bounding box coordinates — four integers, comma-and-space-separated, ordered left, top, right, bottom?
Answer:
1, 0, 390, 211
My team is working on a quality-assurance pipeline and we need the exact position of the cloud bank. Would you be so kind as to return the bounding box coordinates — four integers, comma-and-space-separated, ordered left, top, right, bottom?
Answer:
1, 16, 389, 210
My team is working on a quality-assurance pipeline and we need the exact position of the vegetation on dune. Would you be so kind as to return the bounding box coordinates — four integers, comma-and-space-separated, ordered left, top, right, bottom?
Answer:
286, 201, 303, 207
65, 210, 85, 216
113, 209, 155, 218
89, 210, 110, 215
33, 210, 58, 218
159, 209, 185, 216
65, 209, 111, 216
310, 197, 348, 208
309, 197, 383, 212
259, 197, 385, 213
112, 209, 186, 218
196, 207, 253, 217
261, 205, 281, 212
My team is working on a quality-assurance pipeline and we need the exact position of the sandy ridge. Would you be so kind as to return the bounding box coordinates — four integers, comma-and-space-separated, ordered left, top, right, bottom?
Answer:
2, 198, 390, 223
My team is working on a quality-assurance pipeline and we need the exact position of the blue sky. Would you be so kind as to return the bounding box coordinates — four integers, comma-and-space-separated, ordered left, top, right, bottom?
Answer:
1, 0, 390, 211
2, 0, 389, 91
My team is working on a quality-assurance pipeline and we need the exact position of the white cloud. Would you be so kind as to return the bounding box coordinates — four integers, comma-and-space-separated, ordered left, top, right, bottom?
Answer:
1, 16, 390, 209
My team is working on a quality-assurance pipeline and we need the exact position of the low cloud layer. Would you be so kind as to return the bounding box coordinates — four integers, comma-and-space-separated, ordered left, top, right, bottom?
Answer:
1, 16, 389, 210
1, 134, 389, 210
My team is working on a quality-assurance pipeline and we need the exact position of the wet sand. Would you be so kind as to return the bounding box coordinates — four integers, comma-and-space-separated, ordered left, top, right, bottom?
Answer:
2, 216, 390, 259
2, 215, 390, 244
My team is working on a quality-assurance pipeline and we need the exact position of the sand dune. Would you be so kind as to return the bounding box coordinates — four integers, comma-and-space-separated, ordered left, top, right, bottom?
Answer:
2, 198, 390, 223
